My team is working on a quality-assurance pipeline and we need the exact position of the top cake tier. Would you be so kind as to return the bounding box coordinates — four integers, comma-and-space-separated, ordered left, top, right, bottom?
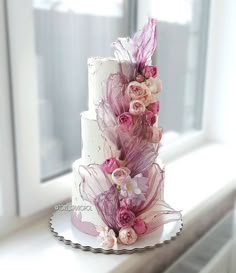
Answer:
88, 57, 131, 112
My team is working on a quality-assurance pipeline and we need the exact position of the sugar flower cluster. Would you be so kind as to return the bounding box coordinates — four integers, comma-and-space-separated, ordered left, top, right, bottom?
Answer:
98, 63, 162, 247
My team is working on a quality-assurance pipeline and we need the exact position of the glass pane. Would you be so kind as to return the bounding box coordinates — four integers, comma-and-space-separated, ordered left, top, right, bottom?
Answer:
33, 0, 128, 180
149, 0, 209, 144
34, 0, 209, 180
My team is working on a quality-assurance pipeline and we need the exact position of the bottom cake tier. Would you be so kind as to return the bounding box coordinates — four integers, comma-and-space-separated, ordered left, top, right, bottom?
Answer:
71, 158, 166, 237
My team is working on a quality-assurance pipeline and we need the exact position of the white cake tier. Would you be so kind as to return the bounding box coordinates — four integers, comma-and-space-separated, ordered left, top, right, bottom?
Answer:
81, 111, 105, 165
81, 110, 159, 166
72, 158, 165, 236
88, 57, 131, 112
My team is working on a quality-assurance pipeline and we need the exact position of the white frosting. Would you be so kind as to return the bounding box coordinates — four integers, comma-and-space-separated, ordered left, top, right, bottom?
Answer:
72, 159, 104, 227
88, 57, 131, 112
81, 111, 105, 165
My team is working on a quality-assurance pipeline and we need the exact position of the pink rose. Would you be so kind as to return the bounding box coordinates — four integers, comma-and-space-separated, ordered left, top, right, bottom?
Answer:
147, 100, 160, 114
133, 218, 147, 235
135, 74, 144, 83
145, 110, 157, 126
112, 167, 130, 185
129, 100, 146, 115
117, 112, 134, 131
118, 227, 138, 245
116, 207, 135, 228
128, 82, 150, 101
100, 158, 120, 174
145, 77, 162, 94
142, 65, 157, 78
145, 127, 163, 143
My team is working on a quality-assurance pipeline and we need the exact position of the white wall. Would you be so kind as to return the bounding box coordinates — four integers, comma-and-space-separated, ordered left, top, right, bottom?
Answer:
204, 0, 236, 142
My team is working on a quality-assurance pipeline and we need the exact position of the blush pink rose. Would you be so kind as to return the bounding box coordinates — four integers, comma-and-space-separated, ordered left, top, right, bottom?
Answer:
116, 207, 135, 228
117, 112, 134, 131
145, 110, 156, 126
147, 100, 160, 114
133, 218, 147, 235
112, 167, 130, 185
145, 77, 162, 94
142, 65, 157, 78
100, 158, 120, 174
118, 227, 138, 245
128, 82, 150, 101
129, 100, 146, 115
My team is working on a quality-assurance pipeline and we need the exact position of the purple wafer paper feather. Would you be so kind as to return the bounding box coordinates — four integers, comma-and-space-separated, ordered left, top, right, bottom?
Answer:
94, 185, 120, 233
79, 164, 112, 204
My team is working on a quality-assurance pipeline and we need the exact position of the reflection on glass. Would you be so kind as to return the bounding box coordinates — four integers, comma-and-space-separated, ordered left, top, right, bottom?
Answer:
33, 0, 126, 180
151, 0, 209, 144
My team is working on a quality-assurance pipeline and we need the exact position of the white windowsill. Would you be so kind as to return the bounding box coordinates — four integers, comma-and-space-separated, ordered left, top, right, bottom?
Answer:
0, 141, 236, 273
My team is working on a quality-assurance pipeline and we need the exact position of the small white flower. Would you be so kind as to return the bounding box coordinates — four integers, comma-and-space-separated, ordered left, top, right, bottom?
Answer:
96, 226, 118, 249
120, 174, 148, 202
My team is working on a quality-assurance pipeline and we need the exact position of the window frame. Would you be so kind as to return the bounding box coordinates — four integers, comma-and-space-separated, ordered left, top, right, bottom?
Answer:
0, 0, 16, 219
3, 0, 213, 219
6, 0, 72, 216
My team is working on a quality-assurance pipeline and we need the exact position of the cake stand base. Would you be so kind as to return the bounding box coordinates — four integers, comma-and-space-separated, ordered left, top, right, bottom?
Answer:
50, 204, 183, 254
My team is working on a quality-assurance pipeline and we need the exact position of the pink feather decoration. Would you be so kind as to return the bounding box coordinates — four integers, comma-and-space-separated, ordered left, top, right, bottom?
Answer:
132, 18, 157, 70
94, 185, 120, 233
125, 163, 164, 213
104, 72, 130, 117
96, 100, 117, 132
117, 132, 159, 176
112, 18, 157, 70
141, 200, 182, 234
79, 164, 112, 204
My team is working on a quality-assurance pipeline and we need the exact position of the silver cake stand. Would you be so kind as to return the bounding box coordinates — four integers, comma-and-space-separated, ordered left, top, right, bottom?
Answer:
50, 203, 183, 254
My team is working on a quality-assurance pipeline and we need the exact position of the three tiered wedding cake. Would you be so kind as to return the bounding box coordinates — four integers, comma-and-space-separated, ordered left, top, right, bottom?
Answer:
71, 18, 181, 249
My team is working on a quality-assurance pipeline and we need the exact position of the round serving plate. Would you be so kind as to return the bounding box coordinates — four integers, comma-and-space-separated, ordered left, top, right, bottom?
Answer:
50, 204, 183, 255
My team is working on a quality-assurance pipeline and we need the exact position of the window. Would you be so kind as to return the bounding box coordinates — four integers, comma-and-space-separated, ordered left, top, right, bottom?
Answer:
34, 0, 129, 181
3, 0, 210, 217
139, 0, 210, 145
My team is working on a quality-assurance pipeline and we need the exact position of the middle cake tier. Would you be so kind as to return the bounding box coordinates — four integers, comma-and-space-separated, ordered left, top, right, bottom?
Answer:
81, 111, 159, 166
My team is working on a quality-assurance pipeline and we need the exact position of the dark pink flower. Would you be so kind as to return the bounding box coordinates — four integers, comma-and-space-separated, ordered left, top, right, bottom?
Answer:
133, 218, 147, 235
117, 112, 134, 131
142, 66, 157, 78
147, 100, 160, 114
135, 74, 144, 83
116, 207, 135, 228
145, 110, 156, 126
100, 158, 120, 174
